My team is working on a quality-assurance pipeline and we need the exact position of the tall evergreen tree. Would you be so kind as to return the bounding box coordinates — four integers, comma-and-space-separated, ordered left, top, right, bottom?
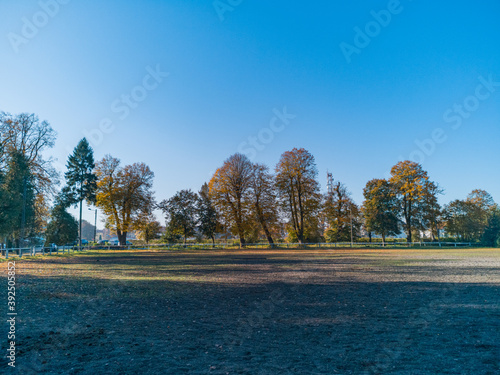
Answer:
64, 138, 97, 248
3, 151, 36, 247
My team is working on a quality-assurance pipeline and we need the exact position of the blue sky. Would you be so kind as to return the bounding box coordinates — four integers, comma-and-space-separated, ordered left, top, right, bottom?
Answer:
1, 0, 499, 227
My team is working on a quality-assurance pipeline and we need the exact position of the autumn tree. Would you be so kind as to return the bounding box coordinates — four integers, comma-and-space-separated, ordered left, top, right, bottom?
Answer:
324, 181, 361, 243
159, 189, 198, 245
389, 161, 434, 243
209, 153, 253, 247
362, 178, 399, 245
275, 148, 321, 243
249, 163, 278, 246
197, 183, 219, 245
63, 138, 97, 248
95, 155, 155, 245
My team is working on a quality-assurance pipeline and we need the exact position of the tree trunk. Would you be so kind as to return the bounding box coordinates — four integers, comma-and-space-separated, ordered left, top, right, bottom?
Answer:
211, 235, 215, 247
403, 198, 412, 245
79, 200, 83, 249
239, 234, 246, 249
263, 223, 274, 247
382, 233, 386, 247
368, 232, 372, 243
118, 231, 127, 246
255, 204, 274, 247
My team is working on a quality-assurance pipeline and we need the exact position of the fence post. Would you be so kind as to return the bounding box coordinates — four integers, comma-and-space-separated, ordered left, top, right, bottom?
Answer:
5, 249, 8, 259
19, 249, 22, 258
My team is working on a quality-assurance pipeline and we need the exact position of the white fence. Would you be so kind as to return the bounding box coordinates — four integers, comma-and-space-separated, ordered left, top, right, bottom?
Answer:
1, 245, 85, 259
0, 241, 474, 258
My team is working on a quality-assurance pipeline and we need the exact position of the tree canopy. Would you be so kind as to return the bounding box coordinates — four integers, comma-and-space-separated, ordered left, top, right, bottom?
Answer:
159, 189, 199, 245
362, 178, 399, 244
275, 148, 322, 243
209, 153, 253, 247
95, 155, 155, 245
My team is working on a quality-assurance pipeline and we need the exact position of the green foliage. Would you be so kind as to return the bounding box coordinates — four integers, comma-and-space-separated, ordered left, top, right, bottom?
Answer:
197, 183, 219, 244
482, 210, 500, 247
45, 202, 78, 246
324, 182, 361, 242
161, 225, 183, 244
135, 217, 161, 244
0, 162, 7, 237
445, 190, 496, 242
64, 138, 97, 205
362, 178, 399, 242
159, 189, 199, 244
285, 218, 323, 243
1, 151, 37, 246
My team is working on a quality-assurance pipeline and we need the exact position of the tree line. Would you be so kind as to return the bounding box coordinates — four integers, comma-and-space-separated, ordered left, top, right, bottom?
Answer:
1, 112, 499, 248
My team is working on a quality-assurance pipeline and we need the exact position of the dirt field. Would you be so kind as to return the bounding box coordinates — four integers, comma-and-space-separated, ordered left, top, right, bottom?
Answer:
2, 248, 500, 374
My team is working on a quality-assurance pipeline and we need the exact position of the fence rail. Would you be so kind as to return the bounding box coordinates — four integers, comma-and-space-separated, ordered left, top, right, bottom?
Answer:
0, 241, 474, 258
1, 245, 84, 259
129, 241, 473, 250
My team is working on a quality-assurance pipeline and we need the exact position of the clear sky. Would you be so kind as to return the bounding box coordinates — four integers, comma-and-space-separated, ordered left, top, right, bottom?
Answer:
1, 0, 499, 228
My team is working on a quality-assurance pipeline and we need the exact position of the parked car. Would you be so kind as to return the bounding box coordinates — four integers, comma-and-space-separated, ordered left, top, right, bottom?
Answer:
109, 240, 133, 246
97, 240, 109, 245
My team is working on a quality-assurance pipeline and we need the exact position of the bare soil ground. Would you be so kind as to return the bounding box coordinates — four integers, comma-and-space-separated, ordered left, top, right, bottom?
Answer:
2, 248, 500, 374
